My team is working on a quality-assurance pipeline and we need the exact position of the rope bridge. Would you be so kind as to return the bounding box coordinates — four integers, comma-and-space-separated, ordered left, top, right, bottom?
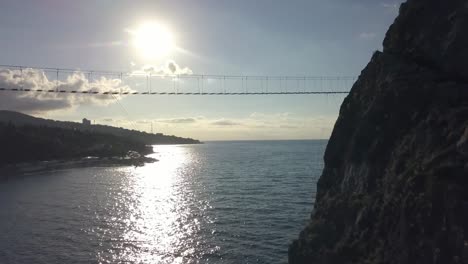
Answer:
0, 65, 357, 96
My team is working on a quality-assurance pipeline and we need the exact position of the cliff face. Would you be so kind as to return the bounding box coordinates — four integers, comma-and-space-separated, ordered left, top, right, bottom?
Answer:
289, 1, 468, 263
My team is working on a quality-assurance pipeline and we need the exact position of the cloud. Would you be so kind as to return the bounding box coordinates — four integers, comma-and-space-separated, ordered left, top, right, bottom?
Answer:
136, 120, 152, 124
210, 119, 242, 126
381, 2, 401, 13
89, 112, 340, 140
0, 68, 133, 114
157, 118, 197, 124
133, 61, 193, 76
279, 125, 299, 129
150, 113, 335, 131
381, 2, 399, 9
358, 32, 377, 40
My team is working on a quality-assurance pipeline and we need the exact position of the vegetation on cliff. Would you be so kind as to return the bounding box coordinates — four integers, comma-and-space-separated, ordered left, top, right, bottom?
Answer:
0, 122, 155, 166
0, 111, 201, 166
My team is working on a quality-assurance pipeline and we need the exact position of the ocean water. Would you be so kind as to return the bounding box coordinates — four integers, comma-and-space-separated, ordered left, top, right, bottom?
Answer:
0, 140, 326, 264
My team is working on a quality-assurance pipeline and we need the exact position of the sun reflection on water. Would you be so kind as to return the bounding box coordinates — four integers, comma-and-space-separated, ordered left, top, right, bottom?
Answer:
96, 145, 204, 264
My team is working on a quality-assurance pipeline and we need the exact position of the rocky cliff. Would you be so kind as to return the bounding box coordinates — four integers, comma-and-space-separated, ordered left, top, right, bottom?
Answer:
289, 0, 468, 263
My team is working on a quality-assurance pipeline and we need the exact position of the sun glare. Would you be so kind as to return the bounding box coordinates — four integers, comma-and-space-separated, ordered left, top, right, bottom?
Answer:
132, 22, 175, 59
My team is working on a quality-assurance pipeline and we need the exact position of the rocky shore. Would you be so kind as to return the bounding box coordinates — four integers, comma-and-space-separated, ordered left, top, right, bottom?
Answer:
289, 0, 468, 263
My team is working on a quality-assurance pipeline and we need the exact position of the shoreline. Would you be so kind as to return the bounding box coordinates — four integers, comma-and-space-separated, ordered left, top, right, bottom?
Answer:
0, 155, 158, 178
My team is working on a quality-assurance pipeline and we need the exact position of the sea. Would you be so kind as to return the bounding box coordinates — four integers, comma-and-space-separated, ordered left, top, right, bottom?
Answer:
0, 140, 326, 264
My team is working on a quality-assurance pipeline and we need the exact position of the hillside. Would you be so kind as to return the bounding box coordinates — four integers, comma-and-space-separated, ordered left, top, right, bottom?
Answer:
0, 110, 201, 145
0, 122, 155, 166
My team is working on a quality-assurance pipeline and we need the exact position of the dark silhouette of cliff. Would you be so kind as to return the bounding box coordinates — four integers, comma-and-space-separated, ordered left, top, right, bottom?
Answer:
289, 0, 468, 263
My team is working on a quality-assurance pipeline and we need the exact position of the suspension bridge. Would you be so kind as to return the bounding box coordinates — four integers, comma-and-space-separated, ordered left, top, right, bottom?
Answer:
0, 65, 357, 96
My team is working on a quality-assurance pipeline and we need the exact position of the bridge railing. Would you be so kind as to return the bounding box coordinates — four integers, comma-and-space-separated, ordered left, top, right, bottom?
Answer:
0, 65, 357, 95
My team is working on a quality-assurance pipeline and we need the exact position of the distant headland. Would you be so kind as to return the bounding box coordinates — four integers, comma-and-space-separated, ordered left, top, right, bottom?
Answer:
0, 110, 201, 166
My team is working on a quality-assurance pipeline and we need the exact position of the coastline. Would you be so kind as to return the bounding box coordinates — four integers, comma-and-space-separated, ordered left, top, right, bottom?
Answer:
0, 154, 158, 179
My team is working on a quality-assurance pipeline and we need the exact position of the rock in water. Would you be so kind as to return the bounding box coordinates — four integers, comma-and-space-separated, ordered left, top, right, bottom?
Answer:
289, 0, 468, 263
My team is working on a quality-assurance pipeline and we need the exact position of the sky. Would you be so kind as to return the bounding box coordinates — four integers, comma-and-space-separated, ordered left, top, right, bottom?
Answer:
0, 0, 404, 141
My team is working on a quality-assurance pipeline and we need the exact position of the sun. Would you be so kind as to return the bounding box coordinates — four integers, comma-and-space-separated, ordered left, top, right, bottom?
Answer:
131, 22, 175, 59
